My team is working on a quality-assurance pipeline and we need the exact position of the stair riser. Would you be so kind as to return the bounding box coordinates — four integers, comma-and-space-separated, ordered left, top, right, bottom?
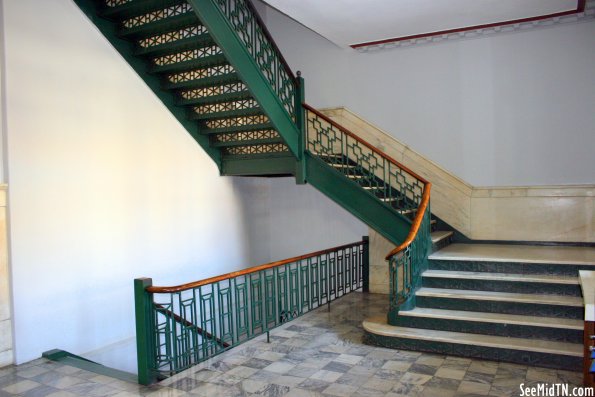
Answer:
416, 296, 583, 319
363, 332, 582, 371
393, 316, 583, 343
421, 278, 581, 296
429, 259, 591, 276
431, 237, 452, 253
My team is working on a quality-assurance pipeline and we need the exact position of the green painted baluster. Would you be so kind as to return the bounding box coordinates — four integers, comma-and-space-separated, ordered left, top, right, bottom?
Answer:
296, 73, 307, 184
362, 237, 370, 292
134, 278, 157, 385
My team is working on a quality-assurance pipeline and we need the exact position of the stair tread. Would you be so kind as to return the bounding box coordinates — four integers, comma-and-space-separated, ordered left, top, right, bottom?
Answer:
212, 137, 284, 148
429, 243, 595, 266
135, 32, 214, 57
422, 270, 579, 284
120, 13, 198, 40
190, 107, 263, 121
398, 307, 584, 330
151, 53, 228, 74
363, 317, 582, 357
167, 73, 241, 90
202, 123, 274, 135
178, 90, 251, 106
416, 287, 583, 306
431, 231, 453, 244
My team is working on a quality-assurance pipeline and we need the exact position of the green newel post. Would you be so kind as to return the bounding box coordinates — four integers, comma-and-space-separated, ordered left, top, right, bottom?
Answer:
362, 236, 370, 292
295, 72, 307, 184
134, 278, 156, 385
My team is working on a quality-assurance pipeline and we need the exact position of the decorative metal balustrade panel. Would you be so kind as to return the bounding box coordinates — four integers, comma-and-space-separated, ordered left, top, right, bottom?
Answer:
169, 64, 235, 85
148, 242, 366, 376
106, 0, 132, 7
206, 114, 268, 129
213, 0, 296, 119
154, 45, 223, 67
212, 129, 280, 144
180, 82, 245, 101
388, 204, 431, 313
305, 109, 424, 214
194, 98, 259, 115
122, 3, 193, 29
222, 143, 288, 156
139, 25, 208, 49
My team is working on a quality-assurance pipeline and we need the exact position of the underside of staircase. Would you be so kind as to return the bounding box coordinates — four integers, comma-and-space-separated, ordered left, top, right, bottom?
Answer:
364, 242, 593, 371
76, 0, 299, 178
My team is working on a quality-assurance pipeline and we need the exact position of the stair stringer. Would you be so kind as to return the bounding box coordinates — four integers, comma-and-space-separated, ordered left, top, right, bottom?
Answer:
306, 154, 411, 246
73, 0, 222, 169
188, 0, 301, 159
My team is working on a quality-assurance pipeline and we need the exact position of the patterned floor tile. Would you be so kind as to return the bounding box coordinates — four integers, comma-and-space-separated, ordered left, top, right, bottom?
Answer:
0, 293, 585, 397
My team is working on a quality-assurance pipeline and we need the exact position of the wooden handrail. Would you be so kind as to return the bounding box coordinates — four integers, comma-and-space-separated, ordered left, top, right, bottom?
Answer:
303, 103, 429, 185
385, 183, 432, 260
147, 240, 365, 293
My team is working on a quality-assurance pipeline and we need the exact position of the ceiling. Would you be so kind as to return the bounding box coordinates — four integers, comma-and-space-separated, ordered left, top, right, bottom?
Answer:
261, 0, 581, 48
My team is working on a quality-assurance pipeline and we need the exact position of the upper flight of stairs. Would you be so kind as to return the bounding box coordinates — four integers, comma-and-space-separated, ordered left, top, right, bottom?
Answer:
364, 242, 595, 370
76, 0, 296, 177
75, 0, 416, 246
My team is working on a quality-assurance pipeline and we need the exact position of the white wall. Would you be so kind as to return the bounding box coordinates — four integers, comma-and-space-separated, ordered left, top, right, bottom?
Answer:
2, 0, 272, 364
3, 0, 367, 366
261, 2, 595, 187
267, 178, 368, 261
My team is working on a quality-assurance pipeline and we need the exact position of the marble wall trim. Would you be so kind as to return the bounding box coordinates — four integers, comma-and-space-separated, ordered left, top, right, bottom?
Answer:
321, 107, 594, 244
0, 184, 13, 367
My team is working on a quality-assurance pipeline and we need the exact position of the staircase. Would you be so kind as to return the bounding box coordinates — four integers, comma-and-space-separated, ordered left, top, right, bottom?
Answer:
364, 240, 594, 370
73, 0, 589, 377
74, 0, 415, 246
76, 0, 300, 177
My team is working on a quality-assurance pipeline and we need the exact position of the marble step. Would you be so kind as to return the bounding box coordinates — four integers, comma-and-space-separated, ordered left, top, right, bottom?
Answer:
363, 317, 582, 356
363, 317, 582, 370
416, 287, 582, 306
431, 231, 453, 245
428, 243, 595, 276
422, 270, 578, 284
398, 307, 583, 330
394, 307, 583, 341
421, 269, 581, 295
429, 243, 595, 265
415, 287, 583, 318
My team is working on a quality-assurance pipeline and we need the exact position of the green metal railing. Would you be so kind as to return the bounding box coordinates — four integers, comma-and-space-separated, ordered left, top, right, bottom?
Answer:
386, 199, 431, 323
302, 104, 432, 325
134, 237, 369, 385
303, 104, 424, 214
212, 0, 297, 119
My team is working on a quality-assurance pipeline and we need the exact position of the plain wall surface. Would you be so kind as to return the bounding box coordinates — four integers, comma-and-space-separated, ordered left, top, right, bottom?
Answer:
3, 0, 266, 364
261, 2, 595, 186
3, 0, 366, 365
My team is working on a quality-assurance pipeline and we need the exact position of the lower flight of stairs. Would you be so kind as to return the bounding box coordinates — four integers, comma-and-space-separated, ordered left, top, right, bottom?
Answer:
363, 242, 595, 370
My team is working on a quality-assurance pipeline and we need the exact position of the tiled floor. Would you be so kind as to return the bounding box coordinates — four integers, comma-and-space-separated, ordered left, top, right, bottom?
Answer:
0, 292, 583, 397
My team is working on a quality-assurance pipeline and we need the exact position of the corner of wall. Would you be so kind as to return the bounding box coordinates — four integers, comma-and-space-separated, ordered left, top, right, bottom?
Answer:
0, 184, 13, 367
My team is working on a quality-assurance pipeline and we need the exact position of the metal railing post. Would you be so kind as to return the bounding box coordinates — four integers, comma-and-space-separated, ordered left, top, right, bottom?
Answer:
134, 277, 156, 385
295, 72, 307, 184
362, 236, 370, 292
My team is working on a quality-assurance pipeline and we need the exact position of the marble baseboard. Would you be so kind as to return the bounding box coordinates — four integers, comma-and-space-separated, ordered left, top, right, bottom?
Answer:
0, 184, 13, 368
321, 108, 594, 243
0, 349, 13, 368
